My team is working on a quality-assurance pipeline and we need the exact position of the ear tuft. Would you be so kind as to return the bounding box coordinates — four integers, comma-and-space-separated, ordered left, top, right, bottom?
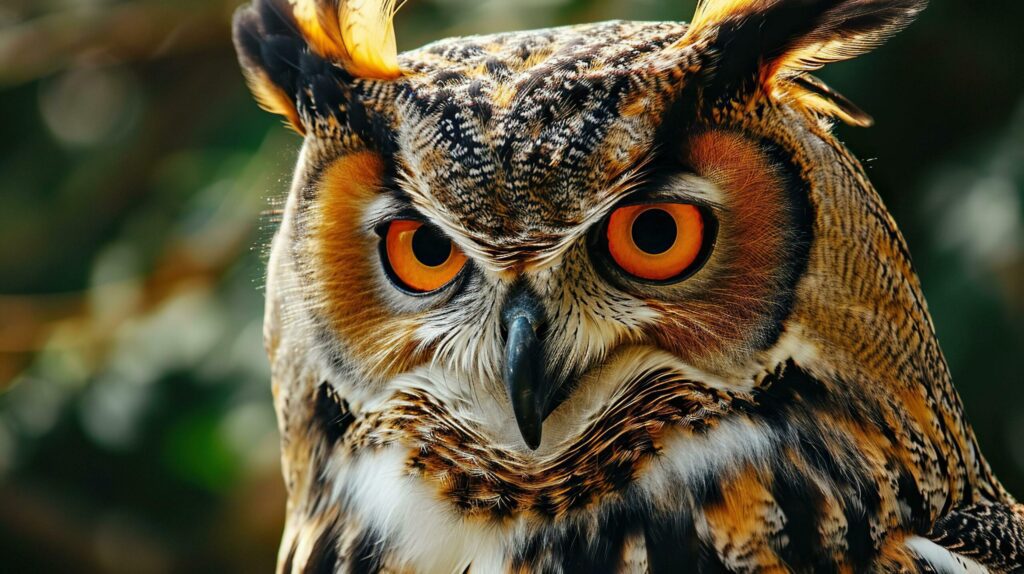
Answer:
288, 0, 403, 81
681, 0, 927, 125
233, 4, 306, 133
233, 0, 404, 133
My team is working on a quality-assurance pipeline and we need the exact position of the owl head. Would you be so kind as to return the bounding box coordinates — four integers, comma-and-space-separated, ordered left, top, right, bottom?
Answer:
236, 0, 975, 513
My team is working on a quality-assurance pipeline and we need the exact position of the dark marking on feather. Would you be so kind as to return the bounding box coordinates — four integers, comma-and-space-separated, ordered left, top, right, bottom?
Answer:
303, 528, 339, 574
771, 464, 837, 573
644, 510, 728, 574
844, 497, 877, 572
315, 383, 354, 445
349, 529, 385, 574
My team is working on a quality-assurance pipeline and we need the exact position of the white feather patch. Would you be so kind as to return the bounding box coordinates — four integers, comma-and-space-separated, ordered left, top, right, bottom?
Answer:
638, 415, 776, 506
329, 446, 513, 573
905, 536, 990, 574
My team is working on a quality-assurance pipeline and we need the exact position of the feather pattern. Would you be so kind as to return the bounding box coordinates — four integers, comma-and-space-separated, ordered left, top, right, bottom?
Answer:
929, 503, 1024, 572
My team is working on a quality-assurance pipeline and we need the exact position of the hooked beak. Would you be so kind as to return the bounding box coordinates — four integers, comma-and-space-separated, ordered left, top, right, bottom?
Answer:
501, 285, 553, 450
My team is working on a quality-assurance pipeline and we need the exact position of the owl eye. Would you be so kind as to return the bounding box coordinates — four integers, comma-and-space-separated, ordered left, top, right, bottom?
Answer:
383, 220, 468, 293
604, 203, 710, 282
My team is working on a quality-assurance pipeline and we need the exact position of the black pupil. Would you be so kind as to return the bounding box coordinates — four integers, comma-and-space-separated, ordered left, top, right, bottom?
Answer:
631, 208, 677, 255
411, 225, 452, 267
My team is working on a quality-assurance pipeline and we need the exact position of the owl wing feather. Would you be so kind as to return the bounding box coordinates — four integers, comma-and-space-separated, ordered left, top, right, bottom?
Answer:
929, 503, 1024, 573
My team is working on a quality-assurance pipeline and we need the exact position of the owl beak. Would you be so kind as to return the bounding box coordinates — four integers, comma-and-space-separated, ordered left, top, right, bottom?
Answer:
501, 286, 549, 450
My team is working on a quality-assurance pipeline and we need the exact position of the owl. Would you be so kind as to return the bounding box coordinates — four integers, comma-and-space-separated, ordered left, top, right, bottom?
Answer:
233, 0, 1024, 572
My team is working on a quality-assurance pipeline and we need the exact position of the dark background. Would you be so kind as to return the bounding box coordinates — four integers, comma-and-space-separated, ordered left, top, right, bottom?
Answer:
0, 0, 1021, 571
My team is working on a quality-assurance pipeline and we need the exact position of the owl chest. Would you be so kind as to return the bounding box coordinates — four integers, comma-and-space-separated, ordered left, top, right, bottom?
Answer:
308, 421, 949, 573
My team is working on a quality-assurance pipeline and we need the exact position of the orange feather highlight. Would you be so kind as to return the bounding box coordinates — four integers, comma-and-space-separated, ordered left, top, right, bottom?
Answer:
289, 0, 403, 80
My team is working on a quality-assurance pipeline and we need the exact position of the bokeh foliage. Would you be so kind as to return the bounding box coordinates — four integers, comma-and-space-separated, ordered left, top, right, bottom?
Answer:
0, 0, 1021, 571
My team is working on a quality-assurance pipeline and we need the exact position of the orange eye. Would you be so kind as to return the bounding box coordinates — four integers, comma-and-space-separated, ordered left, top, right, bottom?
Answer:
605, 203, 707, 282
384, 220, 467, 293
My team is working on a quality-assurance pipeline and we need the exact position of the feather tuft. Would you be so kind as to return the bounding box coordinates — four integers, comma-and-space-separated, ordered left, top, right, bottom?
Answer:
689, 0, 769, 34
681, 0, 927, 126
687, 0, 928, 77
289, 0, 403, 80
338, 0, 402, 79
789, 74, 873, 127
233, 4, 307, 133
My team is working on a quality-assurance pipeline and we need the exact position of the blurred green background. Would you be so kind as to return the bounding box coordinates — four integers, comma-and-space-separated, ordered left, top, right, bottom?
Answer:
0, 0, 1021, 571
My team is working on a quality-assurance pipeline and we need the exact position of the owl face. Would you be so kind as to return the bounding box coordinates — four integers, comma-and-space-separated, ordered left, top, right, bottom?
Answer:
251, 14, 833, 452
238, 0, 984, 523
